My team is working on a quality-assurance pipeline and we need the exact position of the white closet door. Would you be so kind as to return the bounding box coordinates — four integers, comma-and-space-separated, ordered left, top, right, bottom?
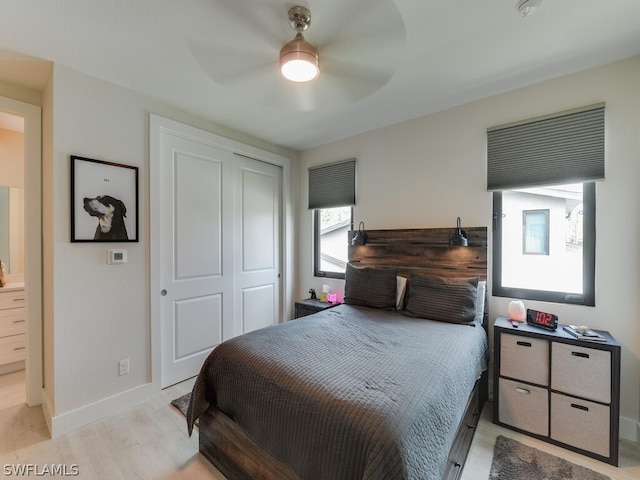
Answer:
158, 131, 234, 388
235, 155, 282, 334
154, 119, 283, 388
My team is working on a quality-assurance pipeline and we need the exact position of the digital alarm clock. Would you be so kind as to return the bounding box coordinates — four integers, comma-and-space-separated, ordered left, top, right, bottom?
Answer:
526, 308, 558, 331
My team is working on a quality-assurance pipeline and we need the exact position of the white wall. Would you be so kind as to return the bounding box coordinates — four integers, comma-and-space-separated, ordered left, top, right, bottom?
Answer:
298, 56, 640, 441
45, 64, 298, 435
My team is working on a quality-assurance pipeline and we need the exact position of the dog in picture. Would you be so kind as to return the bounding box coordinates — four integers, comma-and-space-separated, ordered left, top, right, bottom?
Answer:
83, 195, 129, 240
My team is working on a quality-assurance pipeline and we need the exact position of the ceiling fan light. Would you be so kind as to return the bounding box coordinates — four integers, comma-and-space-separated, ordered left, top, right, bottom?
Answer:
280, 55, 319, 83
279, 33, 319, 83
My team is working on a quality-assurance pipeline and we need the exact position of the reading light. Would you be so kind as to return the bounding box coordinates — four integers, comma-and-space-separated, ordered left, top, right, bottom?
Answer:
351, 221, 367, 246
449, 217, 468, 247
280, 6, 319, 83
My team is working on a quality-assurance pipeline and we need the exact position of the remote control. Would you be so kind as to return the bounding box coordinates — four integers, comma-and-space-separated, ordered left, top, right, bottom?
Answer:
511, 320, 519, 328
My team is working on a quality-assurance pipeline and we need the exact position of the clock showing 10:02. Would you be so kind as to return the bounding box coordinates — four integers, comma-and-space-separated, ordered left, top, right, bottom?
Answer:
526, 308, 558, 331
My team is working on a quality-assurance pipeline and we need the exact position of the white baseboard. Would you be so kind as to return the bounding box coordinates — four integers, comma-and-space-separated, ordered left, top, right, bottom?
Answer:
619, 416, 640, 444
47, 382, 159, 438
42, 395, 54, 436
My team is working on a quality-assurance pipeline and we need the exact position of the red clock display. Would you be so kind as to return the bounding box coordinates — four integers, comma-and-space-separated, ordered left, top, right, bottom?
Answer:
526, 308, 558, 331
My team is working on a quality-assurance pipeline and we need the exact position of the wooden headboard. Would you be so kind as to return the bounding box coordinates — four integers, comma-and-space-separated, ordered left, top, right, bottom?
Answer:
347, 227, 487, 280
348, 227, 488, 329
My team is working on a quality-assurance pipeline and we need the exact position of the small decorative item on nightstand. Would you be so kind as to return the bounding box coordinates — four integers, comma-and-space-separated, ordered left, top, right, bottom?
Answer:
294, 298, 340, 319
507, 300, 526, 322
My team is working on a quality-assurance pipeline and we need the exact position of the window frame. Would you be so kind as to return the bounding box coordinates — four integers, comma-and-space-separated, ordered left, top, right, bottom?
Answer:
492, 182, 596, 306
313, 206, 353, 279
522, 209, 550, 255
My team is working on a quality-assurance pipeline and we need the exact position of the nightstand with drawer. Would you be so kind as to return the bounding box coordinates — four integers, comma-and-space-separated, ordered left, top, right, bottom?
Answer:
294, 298, 340, 319
493, 316, 620, 466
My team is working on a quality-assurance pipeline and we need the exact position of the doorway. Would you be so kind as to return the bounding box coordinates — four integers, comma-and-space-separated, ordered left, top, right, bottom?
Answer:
0, 96, 42, 408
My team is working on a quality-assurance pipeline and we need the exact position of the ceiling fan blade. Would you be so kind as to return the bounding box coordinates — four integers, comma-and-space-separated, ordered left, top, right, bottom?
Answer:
189, 39, 275, 84
186, 0, 407, 113
322, 57, 396, 90
202, 0, 285, 47
186, 0, 293, 85
313, 0, 395, 42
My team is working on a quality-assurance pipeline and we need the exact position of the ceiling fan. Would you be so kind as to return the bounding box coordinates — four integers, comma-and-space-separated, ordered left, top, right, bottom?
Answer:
187, 0, 407, 112
279, 6, 319, 83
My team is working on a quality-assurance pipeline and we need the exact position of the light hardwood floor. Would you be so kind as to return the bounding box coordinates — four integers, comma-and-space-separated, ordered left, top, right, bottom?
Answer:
1, 377, 638, 480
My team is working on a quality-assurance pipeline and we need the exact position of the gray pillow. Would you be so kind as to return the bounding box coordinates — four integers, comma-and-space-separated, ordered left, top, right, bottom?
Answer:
404, 275, 478, 324
344, 263, 397, 310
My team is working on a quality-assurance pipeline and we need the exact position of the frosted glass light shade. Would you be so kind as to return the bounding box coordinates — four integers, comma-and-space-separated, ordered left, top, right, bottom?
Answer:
279, 33, 319, 83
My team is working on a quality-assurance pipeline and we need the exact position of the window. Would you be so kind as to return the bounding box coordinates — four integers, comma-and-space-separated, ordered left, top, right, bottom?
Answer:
308, 159, 356, 279
487, 104, 603, 307
493, 183, 595, 305
314, 206, 353, 278
523, 209, 549, 255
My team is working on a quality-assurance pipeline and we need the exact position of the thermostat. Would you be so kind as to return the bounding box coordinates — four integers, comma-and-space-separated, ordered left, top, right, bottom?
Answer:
108, 249, 127, 264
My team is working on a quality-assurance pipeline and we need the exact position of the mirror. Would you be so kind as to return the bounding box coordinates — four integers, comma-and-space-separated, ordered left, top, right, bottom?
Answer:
0, 186, 24, 275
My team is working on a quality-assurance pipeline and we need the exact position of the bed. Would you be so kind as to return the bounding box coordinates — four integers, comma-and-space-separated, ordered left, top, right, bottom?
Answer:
187, 227, 489, 480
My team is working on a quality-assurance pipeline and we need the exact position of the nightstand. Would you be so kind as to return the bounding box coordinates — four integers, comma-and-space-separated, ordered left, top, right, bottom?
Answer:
493, 316, 620, 466
294, 299, 340, 319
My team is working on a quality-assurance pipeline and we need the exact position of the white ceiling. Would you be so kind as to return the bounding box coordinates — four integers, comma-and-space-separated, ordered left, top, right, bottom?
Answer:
0, 0, 638, 151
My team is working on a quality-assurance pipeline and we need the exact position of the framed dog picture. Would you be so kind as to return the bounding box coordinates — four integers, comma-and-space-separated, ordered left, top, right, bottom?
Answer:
71, 155, 139, 242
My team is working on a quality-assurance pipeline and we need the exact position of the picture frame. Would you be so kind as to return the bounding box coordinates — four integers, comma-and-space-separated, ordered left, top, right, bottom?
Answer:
70, 155, 139, 242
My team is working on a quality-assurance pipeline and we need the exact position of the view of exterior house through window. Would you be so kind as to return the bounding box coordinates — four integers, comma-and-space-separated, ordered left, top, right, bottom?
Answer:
501, 183, 583, 294
315, 206, 352, 277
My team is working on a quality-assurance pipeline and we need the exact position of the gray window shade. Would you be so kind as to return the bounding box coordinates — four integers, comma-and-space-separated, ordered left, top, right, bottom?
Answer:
308, 159, 356, 209
487, 104, 605, 190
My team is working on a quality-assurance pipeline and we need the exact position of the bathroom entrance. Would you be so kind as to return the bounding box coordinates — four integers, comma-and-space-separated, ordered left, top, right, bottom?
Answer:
0, 96, 42, 410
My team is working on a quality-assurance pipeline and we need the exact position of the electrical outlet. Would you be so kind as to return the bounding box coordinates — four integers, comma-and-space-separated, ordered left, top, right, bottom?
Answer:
119, 359, 129, 376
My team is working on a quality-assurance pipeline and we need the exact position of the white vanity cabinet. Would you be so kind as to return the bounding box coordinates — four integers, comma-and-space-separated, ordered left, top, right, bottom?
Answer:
0, 285, 26, 369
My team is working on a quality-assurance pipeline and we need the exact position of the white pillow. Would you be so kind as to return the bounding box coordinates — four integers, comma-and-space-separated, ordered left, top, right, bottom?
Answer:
475, 280, 486, 322
396, 276, 408, 310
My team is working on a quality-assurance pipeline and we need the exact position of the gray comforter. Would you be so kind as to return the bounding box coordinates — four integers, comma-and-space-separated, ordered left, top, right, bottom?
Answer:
187, 304, 488, 480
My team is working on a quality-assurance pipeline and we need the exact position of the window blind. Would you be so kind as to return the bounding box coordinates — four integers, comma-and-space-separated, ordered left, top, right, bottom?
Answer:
308, 159, 356, 209
487, 104, 605, 190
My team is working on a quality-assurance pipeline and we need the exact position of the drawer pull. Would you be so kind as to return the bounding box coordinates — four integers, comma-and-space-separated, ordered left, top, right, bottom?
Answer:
570, 403, 589, 412
516, 341, 532, 347
13, 319, 26, 323
13, 346, 26, 351
515, 387, 531, 395
13, 298, 25, 301
571, 351, 590, 359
